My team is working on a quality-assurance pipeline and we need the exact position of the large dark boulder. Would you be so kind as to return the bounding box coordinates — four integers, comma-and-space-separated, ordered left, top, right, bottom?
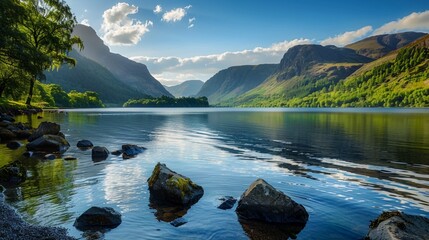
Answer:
28, 122, 60, 141
0, 163, 27, 187
92, 146, 109, 161
236, 179, 308, 224
148, 163, 204, 206
77, 140, 93, 149
367, 211, 429, 240
121, 144, 146, 158
74, 207, 122, 231
26, 135, 70, 153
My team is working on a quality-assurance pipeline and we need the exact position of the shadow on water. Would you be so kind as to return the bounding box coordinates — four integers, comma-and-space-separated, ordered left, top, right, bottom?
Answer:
239, 219, 307, 240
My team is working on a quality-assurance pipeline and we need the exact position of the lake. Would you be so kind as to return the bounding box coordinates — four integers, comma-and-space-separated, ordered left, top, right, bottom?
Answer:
1, 108, 429, 239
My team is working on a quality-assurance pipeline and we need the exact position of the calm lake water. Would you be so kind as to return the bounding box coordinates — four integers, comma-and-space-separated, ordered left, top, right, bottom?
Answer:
1, 108, 429, 239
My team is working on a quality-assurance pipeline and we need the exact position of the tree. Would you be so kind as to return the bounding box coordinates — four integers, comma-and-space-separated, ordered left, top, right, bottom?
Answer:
20, 0, 82, 105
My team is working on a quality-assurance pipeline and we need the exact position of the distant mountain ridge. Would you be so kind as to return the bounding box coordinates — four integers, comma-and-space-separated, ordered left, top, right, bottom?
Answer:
223, 44, 372, 106
72, 24, 172, 98
45, 50, 143, 105
345, 32, 427, 59
196, 64, 278, 104
165, 80, 204, 97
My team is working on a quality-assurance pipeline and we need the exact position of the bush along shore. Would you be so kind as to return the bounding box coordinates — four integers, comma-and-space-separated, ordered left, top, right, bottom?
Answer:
1, 109, 429, 240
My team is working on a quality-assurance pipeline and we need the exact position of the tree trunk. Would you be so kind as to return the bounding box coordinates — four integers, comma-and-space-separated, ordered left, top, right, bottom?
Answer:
26, 77, 35, 106
0, 81, 6, 98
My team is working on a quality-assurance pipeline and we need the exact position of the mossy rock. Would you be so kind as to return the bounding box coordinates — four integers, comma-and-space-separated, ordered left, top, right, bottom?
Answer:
147, 163, 204, 206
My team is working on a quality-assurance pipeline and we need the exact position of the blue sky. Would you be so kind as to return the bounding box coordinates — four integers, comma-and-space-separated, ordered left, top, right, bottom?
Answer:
66, 0, 429, 85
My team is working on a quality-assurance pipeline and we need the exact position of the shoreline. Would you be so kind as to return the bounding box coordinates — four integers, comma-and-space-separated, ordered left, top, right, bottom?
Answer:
0, 190, 76, 240
0, 108, 76, 240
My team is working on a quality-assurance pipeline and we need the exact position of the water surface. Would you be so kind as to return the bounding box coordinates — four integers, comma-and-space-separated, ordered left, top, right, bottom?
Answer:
1, 108, 429, 239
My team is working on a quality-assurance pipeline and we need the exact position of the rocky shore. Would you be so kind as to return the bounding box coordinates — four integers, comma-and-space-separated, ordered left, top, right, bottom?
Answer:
0, 187, 76, 240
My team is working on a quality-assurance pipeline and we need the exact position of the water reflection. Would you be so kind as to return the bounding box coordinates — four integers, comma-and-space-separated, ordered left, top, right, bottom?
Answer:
1, 108, 428, 240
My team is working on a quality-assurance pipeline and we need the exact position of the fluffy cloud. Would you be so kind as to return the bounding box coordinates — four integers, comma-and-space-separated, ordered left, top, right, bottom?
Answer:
321, 26, 373, 46
131, 38, 312, 85
162, 6, 191, 22
373, 10, 429, 35
153, 5, 162, 14
102, 2, 152, 46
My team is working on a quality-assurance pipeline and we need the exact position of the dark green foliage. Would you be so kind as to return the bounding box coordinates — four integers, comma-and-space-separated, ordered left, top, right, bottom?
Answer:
68, 90, 104, 108
123, 96, 209, 107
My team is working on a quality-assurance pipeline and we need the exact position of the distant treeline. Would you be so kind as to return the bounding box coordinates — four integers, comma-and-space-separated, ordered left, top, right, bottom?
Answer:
123, 96, 209, 107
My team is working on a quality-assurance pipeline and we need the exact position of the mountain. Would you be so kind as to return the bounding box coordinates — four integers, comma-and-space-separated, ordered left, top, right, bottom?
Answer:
282, 34, 429, 107
45, 50, 143, 105
165, 80, 204, 97
72, 24, 172, 97
224, 45, 372, 106
196, 64, 278, 104
345, 32, 427, 59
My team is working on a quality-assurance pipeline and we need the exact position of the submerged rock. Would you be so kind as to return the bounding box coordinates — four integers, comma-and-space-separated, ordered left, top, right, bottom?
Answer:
147, 163, 204, 207
74, 206, 122, 231
44, 154, 57, 160
0, 163, 27, 187
26, 135, 70, 153
6, 141, 21, 150
63, 156, 77, 161
28, 122, 61, 141
92, 146, 109, 161
77, 140, 94, 149
367, 211, 429, 240
170, 217, 187, 227
111, 150, 123, 156
218, 196, 237, 210
121, 144, 146, 158
0, 128, 16, 140
236, 178, 308, 224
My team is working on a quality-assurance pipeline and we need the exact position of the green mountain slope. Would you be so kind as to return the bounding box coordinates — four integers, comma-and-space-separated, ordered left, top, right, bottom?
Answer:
165, 80, 204, 97
225, 45, 372, 106
72, 24, 172, 97
196, 64, 278, 104
287, 35, 429, 107
45, 50, 143, 105
345, 32, 427, 59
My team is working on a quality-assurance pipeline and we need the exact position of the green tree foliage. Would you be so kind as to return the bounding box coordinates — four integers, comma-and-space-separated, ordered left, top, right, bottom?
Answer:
19, 0, 83, 105
123, 96, 209, 107
68, 90, 104, 108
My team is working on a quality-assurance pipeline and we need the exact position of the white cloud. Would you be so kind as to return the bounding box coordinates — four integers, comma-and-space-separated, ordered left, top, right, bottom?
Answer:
80, 19, 90, 26
188, 17, 196, 28
162, 7, 188, 22
373, 10, 429, 35
102, 2, 152, 46
321, 26, 373, 46
131, 38, 312, 85
153, 5, 162, 14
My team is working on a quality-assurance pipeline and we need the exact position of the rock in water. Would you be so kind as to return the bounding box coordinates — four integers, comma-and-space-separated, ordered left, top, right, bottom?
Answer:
6, 141, 21, 150
147, 163, 204, 206
170, 218, 187, 227
26, 135, 70, 153
28, 122, 61, 141
0, 128, 16, 140
121, 144, 146, 158
92, 146, 109, 161
218, 196, 237, 210
0, 163, 27, 187
236, 178, 308, 224
74, 207, 122, 231
367, 211, 429, 240
77, 140, 94, 149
